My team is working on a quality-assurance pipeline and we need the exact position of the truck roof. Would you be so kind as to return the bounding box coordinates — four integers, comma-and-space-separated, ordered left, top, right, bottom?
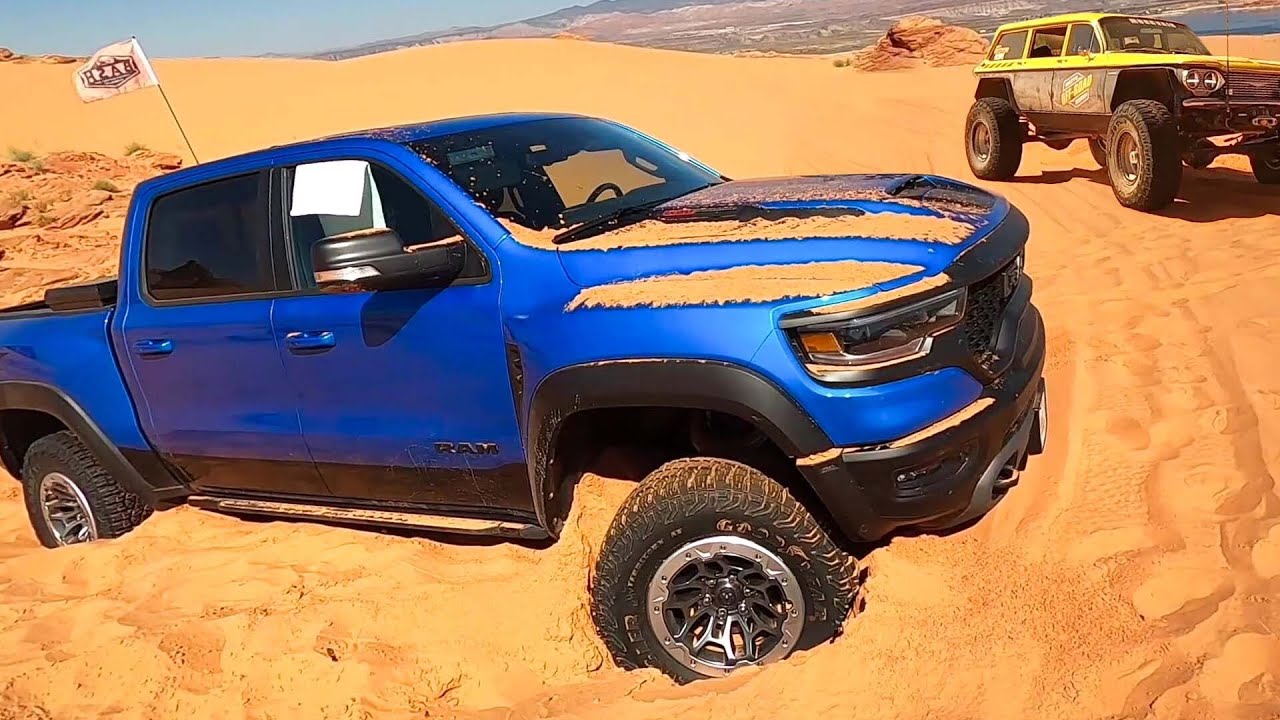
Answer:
993, 12, 1189, 34
141, 111, 585, 190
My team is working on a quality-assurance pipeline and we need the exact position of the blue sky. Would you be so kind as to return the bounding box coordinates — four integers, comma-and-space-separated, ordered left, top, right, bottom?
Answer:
6, 0, 580, 57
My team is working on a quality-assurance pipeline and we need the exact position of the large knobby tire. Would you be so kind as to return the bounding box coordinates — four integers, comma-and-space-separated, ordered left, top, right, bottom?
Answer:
1089, 137, 1108, 168
1250, 148, 1280, 184
965, 97, 1024, 181
1105, 100, 1183, 211
21, 431, 152, 548
590, 457, 860, 683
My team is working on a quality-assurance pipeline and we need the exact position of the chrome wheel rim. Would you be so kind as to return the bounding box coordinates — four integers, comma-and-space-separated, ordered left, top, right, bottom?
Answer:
971, 121, 993, 162
38, 472, 98, 546
646, 535, 805, 677
1114, 128, 1142, 188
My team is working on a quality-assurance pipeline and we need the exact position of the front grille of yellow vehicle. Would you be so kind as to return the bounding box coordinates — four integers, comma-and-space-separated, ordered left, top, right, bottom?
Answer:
1226, 71, 1280, 102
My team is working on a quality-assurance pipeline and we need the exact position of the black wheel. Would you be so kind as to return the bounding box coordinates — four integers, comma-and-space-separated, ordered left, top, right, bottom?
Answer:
1250, 148, 1280, 184
20, 431, 152, 548
1105, 100, 1183, 211
590, 457, 860, 683
1089, 137, 1108, 168
965, 97, 1024, 181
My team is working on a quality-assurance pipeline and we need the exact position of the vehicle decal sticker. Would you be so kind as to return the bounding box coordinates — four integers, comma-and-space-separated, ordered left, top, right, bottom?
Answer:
1061, 72, 1094, 108
993, 46, 1011, 61
563, 260, 925, 311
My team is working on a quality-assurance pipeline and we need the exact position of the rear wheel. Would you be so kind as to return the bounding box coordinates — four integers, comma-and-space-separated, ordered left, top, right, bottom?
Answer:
590, 457, 860, 683
1250, 148, 1280, 184
965, 97, 1024, 181
20, 431, 152, 548
1105, 100, 1182, 211
1088, 137, 1108, 168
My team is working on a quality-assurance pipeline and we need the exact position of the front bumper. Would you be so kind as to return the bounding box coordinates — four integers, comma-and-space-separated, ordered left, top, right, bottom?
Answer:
1182, 99, 1280, 134
797, 293, 1047, 542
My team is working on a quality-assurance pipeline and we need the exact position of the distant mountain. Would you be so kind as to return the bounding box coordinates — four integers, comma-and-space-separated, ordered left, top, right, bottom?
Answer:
271, 0, 1280, 61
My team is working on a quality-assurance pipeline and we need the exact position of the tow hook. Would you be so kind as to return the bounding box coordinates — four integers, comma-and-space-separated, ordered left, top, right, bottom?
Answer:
1253, 116, 1279, 129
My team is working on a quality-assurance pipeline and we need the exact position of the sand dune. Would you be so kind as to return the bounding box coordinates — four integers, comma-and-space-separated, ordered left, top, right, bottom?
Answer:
2, 33, 1280, 720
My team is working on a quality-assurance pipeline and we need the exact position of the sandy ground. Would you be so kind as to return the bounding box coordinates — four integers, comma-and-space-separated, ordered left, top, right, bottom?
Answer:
2, 32, 1280, 720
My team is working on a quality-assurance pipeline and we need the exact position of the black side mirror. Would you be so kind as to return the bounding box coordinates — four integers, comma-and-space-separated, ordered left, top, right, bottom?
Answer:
311, 228, 464, 290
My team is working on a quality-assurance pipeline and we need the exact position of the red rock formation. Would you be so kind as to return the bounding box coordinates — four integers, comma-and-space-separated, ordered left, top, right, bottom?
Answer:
848, 17, 989, 72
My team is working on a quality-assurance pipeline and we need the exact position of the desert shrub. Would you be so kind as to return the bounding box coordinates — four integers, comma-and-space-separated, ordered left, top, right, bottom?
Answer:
124, 141, 148, 156
7, 147, 35, 162
9, 189, 33, 203
832, 57, 853, 67
92, 180, 120, 193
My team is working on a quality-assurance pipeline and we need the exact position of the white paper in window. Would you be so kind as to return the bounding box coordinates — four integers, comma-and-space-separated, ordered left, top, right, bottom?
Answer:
290, 160, 371, 217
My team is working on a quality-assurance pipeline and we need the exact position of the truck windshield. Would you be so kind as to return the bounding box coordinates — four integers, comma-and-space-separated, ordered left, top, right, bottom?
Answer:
1100, 18, 1211, 55
407, 117, 722, 232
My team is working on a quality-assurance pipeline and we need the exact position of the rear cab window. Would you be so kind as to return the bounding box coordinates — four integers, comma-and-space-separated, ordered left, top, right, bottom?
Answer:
144, 171, 279, 302
990, 30, 1029, 61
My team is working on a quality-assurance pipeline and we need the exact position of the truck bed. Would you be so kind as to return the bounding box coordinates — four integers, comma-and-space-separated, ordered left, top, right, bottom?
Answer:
0, 279, 118, 316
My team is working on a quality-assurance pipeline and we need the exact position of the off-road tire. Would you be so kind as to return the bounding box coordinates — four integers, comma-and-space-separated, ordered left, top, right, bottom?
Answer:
965, 97, 1024, 180
21, 431, 152, 548
590, 457, 860, 683
1105, 100, 1182, 211
1088, 137, 1108, 168
1250, 150, 1280, 184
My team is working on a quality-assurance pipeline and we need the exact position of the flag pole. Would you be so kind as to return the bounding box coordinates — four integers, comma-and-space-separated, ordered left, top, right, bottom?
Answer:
131, 35, 200, 164
155, 84, 200, 164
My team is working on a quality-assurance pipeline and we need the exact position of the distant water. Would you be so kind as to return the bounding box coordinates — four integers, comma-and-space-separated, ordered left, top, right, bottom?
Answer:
1179, 8, 1280, 36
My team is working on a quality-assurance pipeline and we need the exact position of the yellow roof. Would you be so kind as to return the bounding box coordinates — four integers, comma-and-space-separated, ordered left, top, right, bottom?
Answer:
992, 12, 1188, 34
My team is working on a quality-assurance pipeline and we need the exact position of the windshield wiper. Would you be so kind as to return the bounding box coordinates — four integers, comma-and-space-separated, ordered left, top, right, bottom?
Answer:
552, 183, 719, 245
552, 199, 671, 245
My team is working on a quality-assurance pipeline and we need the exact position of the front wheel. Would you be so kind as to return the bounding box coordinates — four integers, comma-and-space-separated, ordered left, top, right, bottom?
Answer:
590, 457, 860, 683
1105, 100, 1183, 211
1250, 148, 1280, 184
965, 97, 1024, 181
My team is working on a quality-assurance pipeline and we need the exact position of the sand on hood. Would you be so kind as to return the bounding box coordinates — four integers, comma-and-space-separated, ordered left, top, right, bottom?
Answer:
565, 260, 925, 310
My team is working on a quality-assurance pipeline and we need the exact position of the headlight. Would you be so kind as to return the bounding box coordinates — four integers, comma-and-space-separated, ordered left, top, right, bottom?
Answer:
793, 289, 966, 370
1180, 68, 1225, 96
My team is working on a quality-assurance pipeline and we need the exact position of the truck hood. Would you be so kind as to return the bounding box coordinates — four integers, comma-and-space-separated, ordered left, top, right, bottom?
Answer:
554, 174, 1012, 303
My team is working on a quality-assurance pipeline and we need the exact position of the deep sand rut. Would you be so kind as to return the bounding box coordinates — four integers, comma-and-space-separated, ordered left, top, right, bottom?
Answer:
2, 35, 1279, 720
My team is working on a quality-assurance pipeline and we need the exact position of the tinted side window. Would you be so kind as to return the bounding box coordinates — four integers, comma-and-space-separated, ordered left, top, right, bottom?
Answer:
1066, 24, 1101, 55
992, 31, 1028, 61
145, 172, 276, 302
1029, 27, 1068, 58
285, 159, 485, 289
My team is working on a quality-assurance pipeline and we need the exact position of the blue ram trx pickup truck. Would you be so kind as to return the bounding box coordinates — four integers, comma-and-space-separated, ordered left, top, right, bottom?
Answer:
0, 113, 1047, 682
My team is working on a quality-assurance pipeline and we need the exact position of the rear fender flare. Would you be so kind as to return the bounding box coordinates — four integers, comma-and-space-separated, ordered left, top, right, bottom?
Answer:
0, 381, 177, 505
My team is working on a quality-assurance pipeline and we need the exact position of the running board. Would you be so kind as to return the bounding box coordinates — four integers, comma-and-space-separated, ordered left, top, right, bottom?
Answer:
187, 496, 548, 540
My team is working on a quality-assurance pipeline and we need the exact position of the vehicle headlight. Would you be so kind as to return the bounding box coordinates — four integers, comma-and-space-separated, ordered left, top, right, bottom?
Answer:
792, 289, 966, 370
1180, 68, 1225, 96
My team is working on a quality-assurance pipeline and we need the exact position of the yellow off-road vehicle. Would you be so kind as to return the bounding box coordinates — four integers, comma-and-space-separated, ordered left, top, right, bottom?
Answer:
964, 13, 1280, 210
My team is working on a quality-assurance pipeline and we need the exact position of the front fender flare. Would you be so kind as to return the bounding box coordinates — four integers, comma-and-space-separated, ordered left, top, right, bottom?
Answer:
525, 359, 833, 532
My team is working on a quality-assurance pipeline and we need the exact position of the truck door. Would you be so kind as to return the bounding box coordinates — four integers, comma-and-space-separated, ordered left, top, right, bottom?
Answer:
1010, 25, 1070, 113
269, 153, 529, 517
1052, 23, 1108, 115
114, 170, 329, 497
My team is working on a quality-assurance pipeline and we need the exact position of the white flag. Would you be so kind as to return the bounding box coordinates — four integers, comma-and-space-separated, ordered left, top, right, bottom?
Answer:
73, 38, 159, 103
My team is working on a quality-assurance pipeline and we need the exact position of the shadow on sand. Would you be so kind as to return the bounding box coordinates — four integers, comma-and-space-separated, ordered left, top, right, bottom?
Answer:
1015, 164, 1280, 223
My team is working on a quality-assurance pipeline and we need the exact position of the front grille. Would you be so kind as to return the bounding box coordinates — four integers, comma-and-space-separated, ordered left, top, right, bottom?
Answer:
1227, 71, 1280, 102
961, 256, 1020, 369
